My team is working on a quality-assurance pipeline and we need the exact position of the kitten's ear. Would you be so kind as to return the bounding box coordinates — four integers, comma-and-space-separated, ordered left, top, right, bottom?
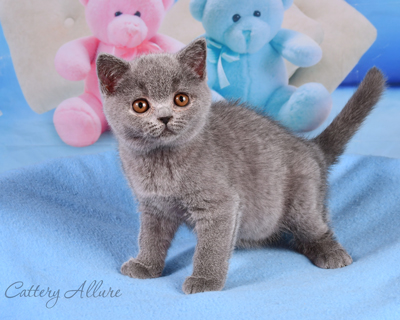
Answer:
97, 54, 130, 96
177, 38, 207, 80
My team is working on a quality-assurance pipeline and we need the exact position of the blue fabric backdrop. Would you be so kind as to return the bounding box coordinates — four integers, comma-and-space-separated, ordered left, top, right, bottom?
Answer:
0, 152, 399, 319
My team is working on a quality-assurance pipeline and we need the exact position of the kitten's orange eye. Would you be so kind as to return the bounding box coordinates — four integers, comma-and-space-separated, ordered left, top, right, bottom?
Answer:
133, 99, 149, 113
174, 94, 190, 107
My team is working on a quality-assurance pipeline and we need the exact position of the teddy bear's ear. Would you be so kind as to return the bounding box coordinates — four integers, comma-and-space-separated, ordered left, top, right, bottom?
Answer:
190, 0, 208, 22
177, 38, 207, 79
96, 54, 130, 96
282, 0, 294, 10
162, 0, 174, 10
79, 0, 90, 6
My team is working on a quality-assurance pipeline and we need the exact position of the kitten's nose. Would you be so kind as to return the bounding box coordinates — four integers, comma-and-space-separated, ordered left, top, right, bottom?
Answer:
159, 116, 172, 125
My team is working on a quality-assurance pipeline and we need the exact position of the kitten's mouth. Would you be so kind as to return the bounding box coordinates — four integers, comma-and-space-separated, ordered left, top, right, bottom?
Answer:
159, 126, 175, 137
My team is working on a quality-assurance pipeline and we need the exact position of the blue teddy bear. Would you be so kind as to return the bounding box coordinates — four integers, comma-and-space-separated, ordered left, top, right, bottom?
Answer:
190, 0, 332, 132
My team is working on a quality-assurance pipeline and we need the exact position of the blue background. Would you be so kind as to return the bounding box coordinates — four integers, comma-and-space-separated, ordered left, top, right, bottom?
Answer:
342, 0, 400, 85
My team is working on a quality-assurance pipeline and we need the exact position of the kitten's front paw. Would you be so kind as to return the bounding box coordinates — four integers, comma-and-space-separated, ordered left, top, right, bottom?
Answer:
120, 258, 162, 279
182, 276, 225, 294
313, 248, 353, 269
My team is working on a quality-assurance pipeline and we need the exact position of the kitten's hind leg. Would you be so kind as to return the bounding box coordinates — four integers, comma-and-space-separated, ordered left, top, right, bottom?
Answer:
295, 229, 353, 269
285, 206, 352, 269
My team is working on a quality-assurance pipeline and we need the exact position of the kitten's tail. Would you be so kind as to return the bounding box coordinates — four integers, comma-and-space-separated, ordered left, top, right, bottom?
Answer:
313, 67, 386, 166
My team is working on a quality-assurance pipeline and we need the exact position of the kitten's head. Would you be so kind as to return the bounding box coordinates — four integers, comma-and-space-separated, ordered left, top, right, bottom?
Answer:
97, 38, 211, 153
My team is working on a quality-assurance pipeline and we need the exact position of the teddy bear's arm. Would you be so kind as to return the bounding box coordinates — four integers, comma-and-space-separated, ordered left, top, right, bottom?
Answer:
271, 29, 322, 68
55, 36, 100, 81
150, 34, 185, 53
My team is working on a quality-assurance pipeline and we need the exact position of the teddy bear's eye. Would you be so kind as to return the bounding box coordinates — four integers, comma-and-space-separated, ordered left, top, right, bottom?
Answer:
232, 14, 241, 23
254, 11, 261, 17
134, 11, 141, 17
115, 11, 122, 17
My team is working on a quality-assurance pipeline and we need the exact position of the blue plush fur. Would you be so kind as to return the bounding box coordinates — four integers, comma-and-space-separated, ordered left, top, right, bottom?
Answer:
190, 0, 332, 132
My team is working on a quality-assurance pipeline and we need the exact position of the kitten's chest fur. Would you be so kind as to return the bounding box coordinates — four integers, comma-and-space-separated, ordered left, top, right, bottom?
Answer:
120, 146, 197, 224
120, 146, 193, 199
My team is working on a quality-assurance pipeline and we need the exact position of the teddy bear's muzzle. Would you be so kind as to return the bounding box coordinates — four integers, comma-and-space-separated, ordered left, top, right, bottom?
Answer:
107, 15, 148, 48
223, 18, 271, 54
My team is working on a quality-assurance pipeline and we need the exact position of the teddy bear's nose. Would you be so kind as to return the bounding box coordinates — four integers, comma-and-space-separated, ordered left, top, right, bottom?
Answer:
125, 23, 141, 36
242, 30, 252, 41
127, 22, 140, 30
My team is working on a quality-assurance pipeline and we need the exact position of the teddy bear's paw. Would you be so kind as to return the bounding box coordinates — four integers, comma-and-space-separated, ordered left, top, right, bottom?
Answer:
121, 258, 162, 279
182, 276, 225, 295
278, 83, 332, 132
54, 97, 102, 147
55, 50, 92, 82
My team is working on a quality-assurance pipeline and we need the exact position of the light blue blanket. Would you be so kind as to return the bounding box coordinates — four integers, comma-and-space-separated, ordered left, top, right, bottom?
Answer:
0, 152, 399, 319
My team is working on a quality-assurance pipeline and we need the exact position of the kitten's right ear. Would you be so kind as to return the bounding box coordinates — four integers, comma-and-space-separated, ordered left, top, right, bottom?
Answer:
177, 38, 207, 80
97, 54, 130, 96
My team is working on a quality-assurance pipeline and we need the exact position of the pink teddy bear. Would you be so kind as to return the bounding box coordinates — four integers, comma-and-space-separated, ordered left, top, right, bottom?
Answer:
54, 0, 184, 147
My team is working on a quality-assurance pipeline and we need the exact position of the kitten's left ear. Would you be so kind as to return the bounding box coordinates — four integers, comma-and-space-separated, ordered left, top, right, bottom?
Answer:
97, 54, 130, 96
177, 38, 207, 80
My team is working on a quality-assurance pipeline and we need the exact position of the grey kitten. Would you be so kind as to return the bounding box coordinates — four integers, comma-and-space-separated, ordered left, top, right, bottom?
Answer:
96, 38, 385, 295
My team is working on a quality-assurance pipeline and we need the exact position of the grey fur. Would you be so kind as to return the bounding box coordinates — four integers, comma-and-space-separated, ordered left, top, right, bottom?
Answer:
96, 38, 386, 294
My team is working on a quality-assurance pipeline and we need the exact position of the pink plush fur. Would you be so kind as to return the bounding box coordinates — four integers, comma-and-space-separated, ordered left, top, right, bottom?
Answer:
54, 0, 183, 147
